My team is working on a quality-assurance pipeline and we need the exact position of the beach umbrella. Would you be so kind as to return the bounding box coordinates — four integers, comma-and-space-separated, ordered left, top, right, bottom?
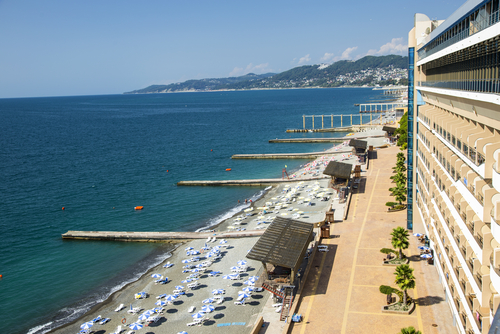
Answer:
418, 246, 430, 251
138, 313, 149, 321
151, 273, 162, 279
192, 311, 206, 319
243, 280, 255, 285
238, 292, 251, 299
249, 276, 259, 280
182, 259, 191, 264
185, 246, 194, 251
175, 285, 184, 290
181, 279, 192, 283
191, 268, 201, 273
230, 266, 240, 271
157, 293, 167, 299
242, 287, 254, 293
163, 263, 174, 268
177, 332, 188, 334
202, 298, 215, 304
237, 260, 247, 266
212, 288, 224, 295
413, 233, 424, 237
420, 253, 433, 259
80, 322, 94, 330
191, 250, 200, 255
201, 304, 215, 313
164, 294, 177, 302
222, 275, 233, 280
129, 323, 143, 330
155, 300, 167, 307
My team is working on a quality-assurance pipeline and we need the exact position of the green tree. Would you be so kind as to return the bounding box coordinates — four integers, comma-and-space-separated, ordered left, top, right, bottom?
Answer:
399, 326, 421, 334
394, 264, 416, 305
391, 227, 409, 259
391, 185, 407, 205
391, 171, 407, 185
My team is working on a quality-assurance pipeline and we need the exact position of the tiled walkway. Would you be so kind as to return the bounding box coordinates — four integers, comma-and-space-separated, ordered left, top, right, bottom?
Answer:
289, 146, 457, 334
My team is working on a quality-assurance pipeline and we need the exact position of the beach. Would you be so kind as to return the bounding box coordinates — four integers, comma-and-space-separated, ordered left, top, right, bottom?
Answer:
50, 129, 388, 334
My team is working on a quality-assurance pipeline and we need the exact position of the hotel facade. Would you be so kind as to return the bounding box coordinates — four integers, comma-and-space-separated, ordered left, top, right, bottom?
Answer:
409, 1, 500, 333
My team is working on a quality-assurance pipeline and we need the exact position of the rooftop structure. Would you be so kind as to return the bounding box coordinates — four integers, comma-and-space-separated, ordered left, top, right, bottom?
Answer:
409, 1, 500, 333
246, 217, 314, 284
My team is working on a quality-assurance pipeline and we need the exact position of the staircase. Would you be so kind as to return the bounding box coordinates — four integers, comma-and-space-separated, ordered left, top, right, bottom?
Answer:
262, 282, 285, 299
280, 295, 294, 321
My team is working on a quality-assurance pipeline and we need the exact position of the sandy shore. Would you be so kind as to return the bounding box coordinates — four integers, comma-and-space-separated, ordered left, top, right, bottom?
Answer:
51, 129, 387, 334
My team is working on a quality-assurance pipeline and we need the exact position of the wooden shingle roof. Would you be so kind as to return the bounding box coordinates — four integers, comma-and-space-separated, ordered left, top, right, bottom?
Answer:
246, 217, 314, 274
323, 161, 352, 179
349, 139, 368, 149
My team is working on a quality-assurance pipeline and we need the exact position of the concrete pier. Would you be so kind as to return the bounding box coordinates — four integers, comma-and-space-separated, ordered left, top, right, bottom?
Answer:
231, 149, 351, 159
177, 175, 328, 186
269, 134, 385, 143
62, 230, 265, 242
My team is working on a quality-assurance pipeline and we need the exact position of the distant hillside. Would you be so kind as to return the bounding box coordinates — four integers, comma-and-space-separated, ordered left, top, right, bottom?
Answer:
125, 55, 408, 94
124, 73, 275, 94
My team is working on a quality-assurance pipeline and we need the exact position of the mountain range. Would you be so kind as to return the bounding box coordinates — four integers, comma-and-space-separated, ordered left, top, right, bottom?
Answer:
125, 55, 408, 94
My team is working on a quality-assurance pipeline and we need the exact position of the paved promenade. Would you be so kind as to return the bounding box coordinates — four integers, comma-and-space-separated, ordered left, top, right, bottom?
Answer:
289, 146, 457, 334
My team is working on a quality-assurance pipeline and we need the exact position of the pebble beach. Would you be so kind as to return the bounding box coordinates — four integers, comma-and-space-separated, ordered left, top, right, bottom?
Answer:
52, 129, 389, 334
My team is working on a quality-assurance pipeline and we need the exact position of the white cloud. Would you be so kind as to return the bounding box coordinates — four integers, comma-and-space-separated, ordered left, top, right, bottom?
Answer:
367, 38, 407, 56
229, 63, 271, 77
298, 54, 311, 65
320, 52, 335, 62
340, 47, 358, 60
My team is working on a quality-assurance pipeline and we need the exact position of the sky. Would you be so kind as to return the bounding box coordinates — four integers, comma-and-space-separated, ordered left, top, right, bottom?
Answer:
0, 0, 458, 98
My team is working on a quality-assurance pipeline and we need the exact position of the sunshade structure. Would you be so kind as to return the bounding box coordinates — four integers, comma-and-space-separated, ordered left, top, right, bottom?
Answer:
383, 125, 398, 136
348, 139, 368, 154
246, 217, 314, 284
323, 161, 352, 187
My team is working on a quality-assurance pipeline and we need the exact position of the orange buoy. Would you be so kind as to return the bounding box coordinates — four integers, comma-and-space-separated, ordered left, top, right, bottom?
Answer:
166, 170, 169, 172
0, 274, 3, 278
134, 206, 144, 210
62, 207, 65, 210
226, 168, 231, 171
211, 149, 213, 151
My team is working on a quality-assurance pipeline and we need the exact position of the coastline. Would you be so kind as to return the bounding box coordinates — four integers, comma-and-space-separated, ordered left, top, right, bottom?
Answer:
45, 130, 387, 334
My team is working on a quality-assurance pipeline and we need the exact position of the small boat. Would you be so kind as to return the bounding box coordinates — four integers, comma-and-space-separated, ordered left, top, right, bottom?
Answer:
134, 206, 144, 210
226, 168, 231, 171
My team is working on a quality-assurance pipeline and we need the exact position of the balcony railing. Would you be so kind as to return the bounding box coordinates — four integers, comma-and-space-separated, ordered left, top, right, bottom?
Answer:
418, 8, 500, 60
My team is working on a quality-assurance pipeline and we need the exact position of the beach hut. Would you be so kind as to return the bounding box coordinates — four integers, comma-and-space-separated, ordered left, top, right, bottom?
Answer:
246, 217, 313, 286
348, 139, 368, 155
323, 161, 352, 188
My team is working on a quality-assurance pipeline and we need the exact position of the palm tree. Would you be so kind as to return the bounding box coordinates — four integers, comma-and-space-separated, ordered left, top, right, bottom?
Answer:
391, 227, 409, 259
399, 326, 421, 334
394, 264, 415, 305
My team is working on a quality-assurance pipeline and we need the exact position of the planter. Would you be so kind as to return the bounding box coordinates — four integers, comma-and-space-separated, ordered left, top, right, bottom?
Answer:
383, 257, 409, 266
387, 205, 407, 212
381, 301, 415, 315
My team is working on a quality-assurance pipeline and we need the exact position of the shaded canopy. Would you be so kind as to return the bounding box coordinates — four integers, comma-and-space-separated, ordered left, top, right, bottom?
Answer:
323, 161, 352, 180
246, 217, 314, 275
349, 139, 367, 149
383, 125, 398, 133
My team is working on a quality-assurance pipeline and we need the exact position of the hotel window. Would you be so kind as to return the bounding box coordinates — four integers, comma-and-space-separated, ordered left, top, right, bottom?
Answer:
457, 140, 462, 151
452, 135, 456, 146
463, 145, 469, 156
447, 132, 451, 142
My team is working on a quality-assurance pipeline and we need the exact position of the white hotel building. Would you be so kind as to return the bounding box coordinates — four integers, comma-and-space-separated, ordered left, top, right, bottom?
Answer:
409, 0, 500, 333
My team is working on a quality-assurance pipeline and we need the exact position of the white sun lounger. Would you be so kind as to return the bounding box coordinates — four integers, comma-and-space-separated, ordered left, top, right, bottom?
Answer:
115, 304, 125, 312
111, 325, 123, 334
234, 299, 246, 305
216, 296, 225, 304
276, 306, 282, 313
188, 306, 195, 313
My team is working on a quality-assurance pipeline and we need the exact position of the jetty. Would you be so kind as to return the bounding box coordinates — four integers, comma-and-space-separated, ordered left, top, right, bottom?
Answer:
269, 134, 384, 143
177, 175, 328, 186
231, 149, 352, 159
62, 229, 265, 242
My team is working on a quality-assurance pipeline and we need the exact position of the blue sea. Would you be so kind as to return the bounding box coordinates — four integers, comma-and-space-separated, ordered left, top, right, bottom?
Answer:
0, 88, 384, 334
